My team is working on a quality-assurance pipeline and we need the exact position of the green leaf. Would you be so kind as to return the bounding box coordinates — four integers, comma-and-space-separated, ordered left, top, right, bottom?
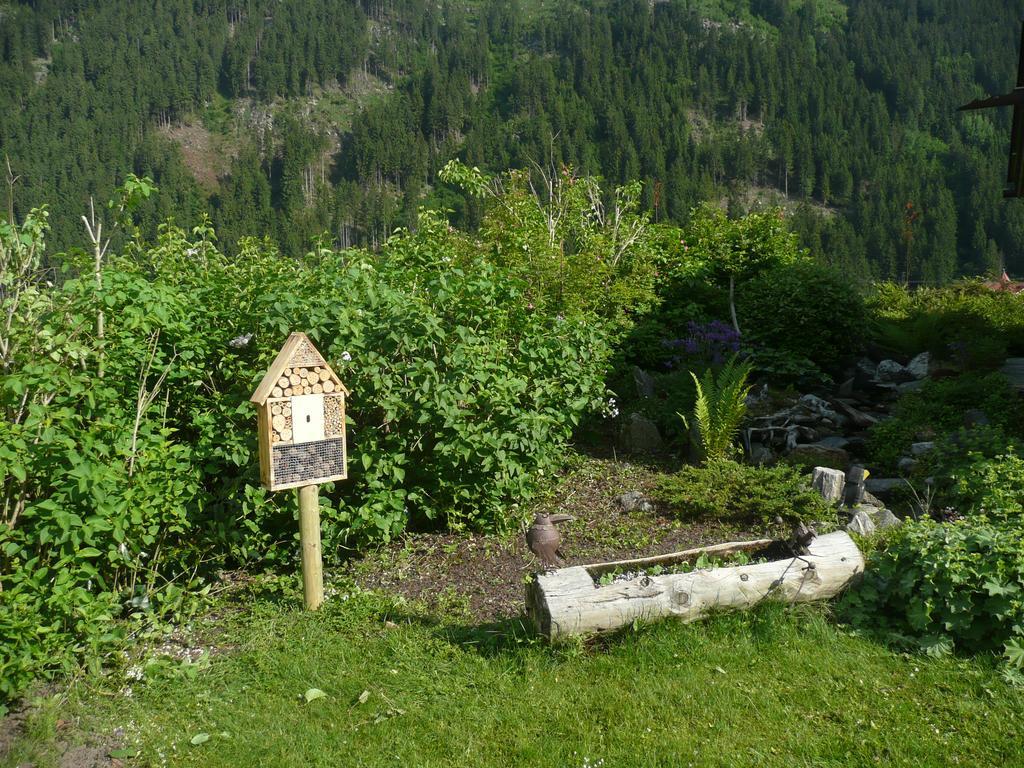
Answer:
1006, 638, 1024, 669
303, 688, 327, 703
362, 454, 372, 471
190, 733, 210, 746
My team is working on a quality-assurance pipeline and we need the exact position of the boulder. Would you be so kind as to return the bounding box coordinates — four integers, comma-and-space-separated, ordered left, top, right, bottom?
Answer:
910, 441, 935, 456
865, 477, 903, 496
872, 507, 902, 529
632, 366, 656, 399
856, 358, 878, 380
799, 394, 845, 425
906, 352, 930, 380
621, 413, 663, 454
862, 490, 886, 508
811, 467, 846, 503
748, 442, 774, 465
616, 491, 654, 513
876, 359, 914, 383
896, 379, 927, 394
846, 508, 876, 536
817, 435, 850, 450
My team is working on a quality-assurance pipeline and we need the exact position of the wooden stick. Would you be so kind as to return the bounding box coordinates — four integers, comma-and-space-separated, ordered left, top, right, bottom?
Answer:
585, 538, 775, 577
298, 484, 324, 610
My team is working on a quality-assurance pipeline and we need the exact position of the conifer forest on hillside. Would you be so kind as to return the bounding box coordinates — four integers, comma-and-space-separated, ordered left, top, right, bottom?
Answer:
2, 0, 1023, 281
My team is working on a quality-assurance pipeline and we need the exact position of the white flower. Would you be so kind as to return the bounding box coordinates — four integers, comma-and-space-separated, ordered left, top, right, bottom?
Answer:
341, 351, 352, 362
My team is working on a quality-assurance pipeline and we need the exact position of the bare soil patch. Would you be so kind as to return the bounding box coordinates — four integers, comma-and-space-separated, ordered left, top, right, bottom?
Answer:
345, 455, 758, 622
159, 121, 235, 192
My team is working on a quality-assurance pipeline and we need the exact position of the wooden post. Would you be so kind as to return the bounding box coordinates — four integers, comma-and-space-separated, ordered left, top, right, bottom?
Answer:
298, 484, 324, 610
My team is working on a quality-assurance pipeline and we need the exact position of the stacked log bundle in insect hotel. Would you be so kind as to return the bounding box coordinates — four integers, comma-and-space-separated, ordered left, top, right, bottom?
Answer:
250, 332, 349, 491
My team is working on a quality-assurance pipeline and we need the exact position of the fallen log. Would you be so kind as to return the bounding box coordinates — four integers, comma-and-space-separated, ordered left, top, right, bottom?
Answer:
527, 531, 864, 642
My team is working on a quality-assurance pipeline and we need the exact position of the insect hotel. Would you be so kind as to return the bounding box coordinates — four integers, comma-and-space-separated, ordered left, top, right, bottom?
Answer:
250, 333, 349, 610
250, 332, 348, 491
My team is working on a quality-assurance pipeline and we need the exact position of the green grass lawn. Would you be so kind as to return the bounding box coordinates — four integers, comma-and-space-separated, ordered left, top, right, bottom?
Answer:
6, 584, 1023, 768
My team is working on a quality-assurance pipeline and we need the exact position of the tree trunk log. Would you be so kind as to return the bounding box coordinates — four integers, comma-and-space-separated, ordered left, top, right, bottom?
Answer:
527, 531, 864, 642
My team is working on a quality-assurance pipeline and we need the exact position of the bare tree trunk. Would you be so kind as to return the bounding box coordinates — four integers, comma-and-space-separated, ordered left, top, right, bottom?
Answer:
729, 274, 741, 335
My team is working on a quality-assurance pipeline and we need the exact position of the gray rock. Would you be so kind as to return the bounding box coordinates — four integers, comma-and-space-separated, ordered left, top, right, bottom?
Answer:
846, 508, 876, 536
876, 359, 914, 383
632, 366, 656, 399
621, 413, 663, 454
872, 507, 902, 529
896, 379, 928, 394
856, 358, 878, 380
906, 352, 930, 380
898, 456, 919, 474
746, 382, 770, 408
911, 441, 935, 456
862, 490, 886, 508
817, 435, 850, 450
811, 467, 846, 503
748, 442, 773, 465
865, 478, 903, 495
616, 491, 654, 513
799, 394, 844, 424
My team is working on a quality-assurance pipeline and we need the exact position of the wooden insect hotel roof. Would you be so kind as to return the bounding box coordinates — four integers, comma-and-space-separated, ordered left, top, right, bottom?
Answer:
250, 332, 348, 405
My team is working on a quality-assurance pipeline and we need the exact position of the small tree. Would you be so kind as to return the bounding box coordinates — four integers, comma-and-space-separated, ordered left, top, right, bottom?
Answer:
439, 159, 660, 338
683, 204, 805, 334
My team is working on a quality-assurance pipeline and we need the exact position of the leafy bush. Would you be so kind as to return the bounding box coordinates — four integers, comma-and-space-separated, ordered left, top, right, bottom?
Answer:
738, 259, 867, 377
945, 450, 1024, 524
0, 205, 616, 705
866, 373, 1024, 470
841, 519, 1024, 672
655, 459, 832, 526
682, 355, 752, 462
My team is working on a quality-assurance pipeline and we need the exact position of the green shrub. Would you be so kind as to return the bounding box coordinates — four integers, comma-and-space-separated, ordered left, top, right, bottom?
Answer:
866, 281, 1024, 366
841, 519, 1024, 671
655, 459, 832, 526
945, 450, 1024, 523
738, 260, 867, 377
866, 373, 1024, 471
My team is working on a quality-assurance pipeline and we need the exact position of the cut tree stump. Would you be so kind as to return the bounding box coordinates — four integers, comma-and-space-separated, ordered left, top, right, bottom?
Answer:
527, 531, 864, 642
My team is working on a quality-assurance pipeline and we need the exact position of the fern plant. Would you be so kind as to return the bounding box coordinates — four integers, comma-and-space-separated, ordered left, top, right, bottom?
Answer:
681, 355, 753, 463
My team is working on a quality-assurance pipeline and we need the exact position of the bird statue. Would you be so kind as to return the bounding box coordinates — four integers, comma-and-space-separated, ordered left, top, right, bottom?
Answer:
526, 512, 574, 569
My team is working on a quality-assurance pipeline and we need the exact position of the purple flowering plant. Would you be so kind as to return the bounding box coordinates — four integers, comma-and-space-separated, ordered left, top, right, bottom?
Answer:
663, 320, 741, 370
